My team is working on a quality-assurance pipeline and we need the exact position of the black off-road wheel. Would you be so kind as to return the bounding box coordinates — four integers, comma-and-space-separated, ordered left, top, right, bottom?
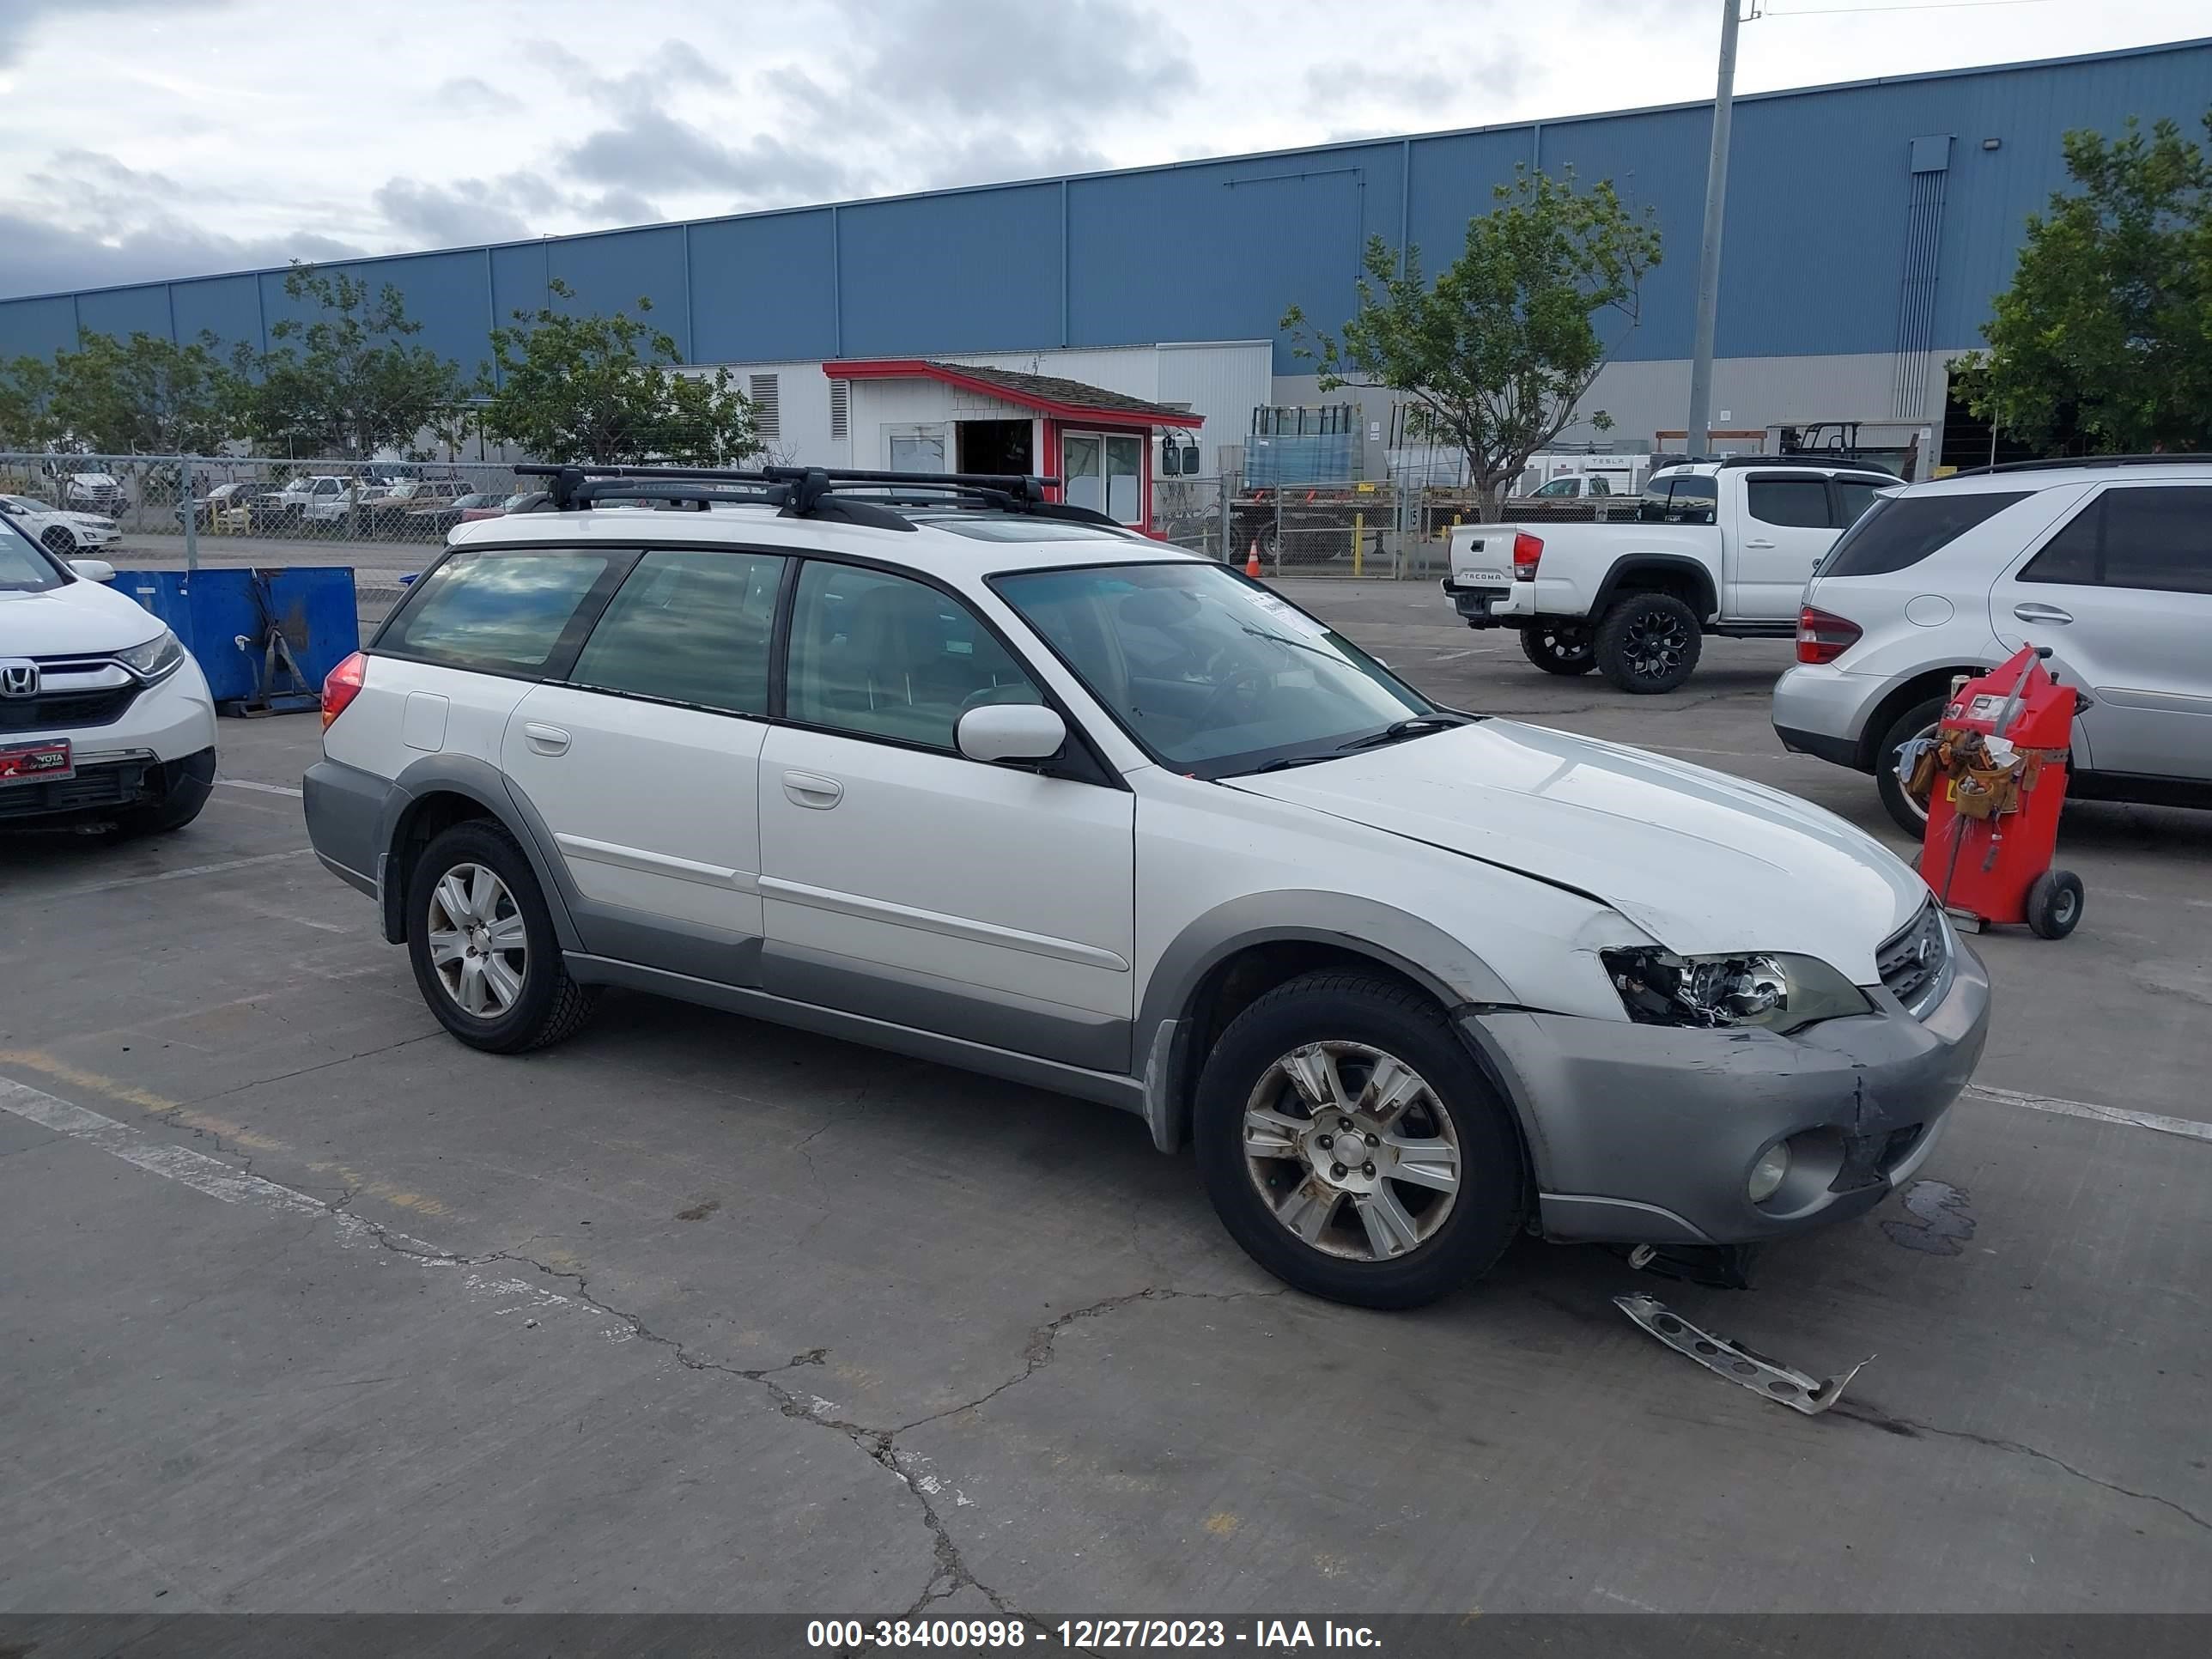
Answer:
1519, 623, 1596, 676
1595, 592, 1702, 694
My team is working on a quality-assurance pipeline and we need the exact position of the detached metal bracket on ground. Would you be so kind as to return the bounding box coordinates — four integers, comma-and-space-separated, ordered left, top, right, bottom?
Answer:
1613, 1291, 1870, 1416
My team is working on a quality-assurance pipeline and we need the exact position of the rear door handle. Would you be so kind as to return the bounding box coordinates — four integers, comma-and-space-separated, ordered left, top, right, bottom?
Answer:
1743, 538, 1777, 549
2013, 602, 2074, 625
782, 770, 844, 809
523, 722, 570, 756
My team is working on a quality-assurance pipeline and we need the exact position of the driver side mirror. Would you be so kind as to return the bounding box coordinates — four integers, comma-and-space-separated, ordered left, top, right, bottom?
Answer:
957, 703, 1066, 765
70, 559, 116, 583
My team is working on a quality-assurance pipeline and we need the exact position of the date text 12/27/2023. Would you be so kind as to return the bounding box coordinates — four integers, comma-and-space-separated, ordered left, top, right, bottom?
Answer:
805, 1620, 1382, 1650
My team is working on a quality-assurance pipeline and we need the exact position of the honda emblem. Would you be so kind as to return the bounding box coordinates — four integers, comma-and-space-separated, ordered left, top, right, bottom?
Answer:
0, 660, 38, 699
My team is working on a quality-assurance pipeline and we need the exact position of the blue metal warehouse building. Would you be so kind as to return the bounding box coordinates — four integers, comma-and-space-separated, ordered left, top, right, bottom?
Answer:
3, 37, 2206, 478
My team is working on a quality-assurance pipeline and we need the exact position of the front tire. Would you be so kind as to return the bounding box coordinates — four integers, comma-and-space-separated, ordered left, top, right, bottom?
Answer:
1518, 623, 1596, 676
406, 820, 599, 1054
1194, 971, 1524, 1309
1594, 592, 1702, 694
1874, 696, 1945, 838
40, 526, 76, 555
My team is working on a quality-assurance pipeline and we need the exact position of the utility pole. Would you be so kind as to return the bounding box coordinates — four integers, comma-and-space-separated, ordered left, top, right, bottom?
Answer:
1685, 0, 1743, 458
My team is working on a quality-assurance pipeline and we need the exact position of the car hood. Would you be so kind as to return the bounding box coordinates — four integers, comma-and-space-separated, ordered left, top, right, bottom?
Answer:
1224, 720, 1926, 980
0, 574, 161, 655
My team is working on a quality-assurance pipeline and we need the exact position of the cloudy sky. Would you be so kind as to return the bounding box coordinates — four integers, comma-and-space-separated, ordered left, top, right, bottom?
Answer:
0, 0, 2203, 297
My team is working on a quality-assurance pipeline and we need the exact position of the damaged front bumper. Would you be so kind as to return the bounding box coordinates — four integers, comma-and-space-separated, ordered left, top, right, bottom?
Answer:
1458, 939, 1990, 1246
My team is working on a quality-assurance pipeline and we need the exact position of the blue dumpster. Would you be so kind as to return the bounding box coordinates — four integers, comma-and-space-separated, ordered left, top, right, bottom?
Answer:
113, 568, 362, 716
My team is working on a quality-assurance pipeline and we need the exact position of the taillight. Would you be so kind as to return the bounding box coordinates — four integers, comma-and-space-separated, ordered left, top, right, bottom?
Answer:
321, 651, 366, 729
1796, 605, 1863, 665
1511, 531, 1544, 581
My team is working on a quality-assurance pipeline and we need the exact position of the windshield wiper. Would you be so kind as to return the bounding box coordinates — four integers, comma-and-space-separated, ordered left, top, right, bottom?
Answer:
1339, 714, 1471, 751
1249, 752, 1343, 773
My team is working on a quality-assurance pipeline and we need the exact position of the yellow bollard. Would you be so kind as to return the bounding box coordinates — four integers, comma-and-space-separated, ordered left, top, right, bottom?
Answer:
1352, 511, 1364, 576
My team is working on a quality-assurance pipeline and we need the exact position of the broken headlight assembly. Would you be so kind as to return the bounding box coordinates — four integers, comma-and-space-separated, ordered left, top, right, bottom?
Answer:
1601, 948, 1870, 1035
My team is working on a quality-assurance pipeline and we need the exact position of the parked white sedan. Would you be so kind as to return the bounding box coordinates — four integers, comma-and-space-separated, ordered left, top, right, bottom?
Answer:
0, 494, 121, 556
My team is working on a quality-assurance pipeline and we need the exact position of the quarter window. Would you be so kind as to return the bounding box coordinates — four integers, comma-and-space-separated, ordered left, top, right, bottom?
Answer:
379, 549, 616, 674
2021, 486, 2212, 596
569, 550, 786, 715
785, 562, 1041, 750
1820, 490, 2029, 578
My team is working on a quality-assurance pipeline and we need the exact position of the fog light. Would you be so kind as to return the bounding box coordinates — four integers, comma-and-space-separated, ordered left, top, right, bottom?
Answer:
1747, 1143, 1791, 1204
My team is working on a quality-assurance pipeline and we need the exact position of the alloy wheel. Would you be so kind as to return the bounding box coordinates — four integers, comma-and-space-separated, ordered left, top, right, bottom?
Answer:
1622, 608, 1692, 683
424, 862, 528, 1018
1240, 1041, 1462, 1262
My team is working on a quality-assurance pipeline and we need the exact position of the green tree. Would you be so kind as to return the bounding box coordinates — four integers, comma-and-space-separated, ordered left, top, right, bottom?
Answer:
0, 354, 64, 451
231, 263, 468, 459
1952, 111, 2212, 455
50, 331, 240, 454
480, 279, 759, 466
1283, 166, 1662, 520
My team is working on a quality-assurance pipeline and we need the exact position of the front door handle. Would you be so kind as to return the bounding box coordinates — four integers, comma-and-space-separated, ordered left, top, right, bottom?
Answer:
782, 770, 844, 809
523, 722, 571, 756
2014, 602, 2074, 626
1743, 538, 1777, 549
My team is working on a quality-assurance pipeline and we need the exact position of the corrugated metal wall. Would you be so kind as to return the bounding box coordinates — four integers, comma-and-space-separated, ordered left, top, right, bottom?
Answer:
2, 39, 2204, 378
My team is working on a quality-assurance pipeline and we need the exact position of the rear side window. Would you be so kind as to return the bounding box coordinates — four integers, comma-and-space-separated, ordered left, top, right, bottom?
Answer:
1820, 490, 2030, 578
2021, 486, 2212, 595
569, 550, 785, 715
1746, 476, 1830, 528
380, 549, 617, 674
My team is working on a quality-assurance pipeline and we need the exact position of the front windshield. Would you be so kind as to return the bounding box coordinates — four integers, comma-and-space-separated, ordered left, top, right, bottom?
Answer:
992, 561, 1436, 777
0, 516, 65, 592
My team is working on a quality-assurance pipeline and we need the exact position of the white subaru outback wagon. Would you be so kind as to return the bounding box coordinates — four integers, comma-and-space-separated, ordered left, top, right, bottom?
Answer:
305, 465, 1988, 1307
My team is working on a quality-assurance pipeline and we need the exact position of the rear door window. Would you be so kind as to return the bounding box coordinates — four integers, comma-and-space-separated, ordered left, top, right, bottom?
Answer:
1820, 490, 2031, 578
568, 550, 786, 715
2021, 485, 2212, 596
379, 548, 622, 675
1746, 476, 1831, 528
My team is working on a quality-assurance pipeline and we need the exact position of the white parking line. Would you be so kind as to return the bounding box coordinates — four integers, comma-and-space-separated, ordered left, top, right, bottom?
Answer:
217, 778, 304, 799
1966, 1082, 2212, 1144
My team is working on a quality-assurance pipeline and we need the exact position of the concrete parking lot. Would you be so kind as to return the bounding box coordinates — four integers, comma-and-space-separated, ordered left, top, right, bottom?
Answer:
3, 578, 2207, 1617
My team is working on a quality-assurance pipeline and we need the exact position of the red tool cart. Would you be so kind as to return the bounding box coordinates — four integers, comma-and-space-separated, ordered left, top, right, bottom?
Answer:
1910, 644, 2085, 939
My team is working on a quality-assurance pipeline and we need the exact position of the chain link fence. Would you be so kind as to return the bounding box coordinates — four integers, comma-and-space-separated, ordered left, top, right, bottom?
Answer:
0, 453, 528, 556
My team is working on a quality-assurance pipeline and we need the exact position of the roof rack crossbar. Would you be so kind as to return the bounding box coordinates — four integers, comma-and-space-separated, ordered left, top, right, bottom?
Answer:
514, 461, 1069, 519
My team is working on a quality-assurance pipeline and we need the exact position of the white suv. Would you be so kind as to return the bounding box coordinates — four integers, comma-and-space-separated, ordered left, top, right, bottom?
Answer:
1773, 457, 2212, 834
305, 464, 1988, 1308
0, 523, 217, 836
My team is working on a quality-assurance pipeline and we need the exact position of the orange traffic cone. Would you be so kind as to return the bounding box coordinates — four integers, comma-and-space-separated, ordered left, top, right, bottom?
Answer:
1244, 538, 1262, 578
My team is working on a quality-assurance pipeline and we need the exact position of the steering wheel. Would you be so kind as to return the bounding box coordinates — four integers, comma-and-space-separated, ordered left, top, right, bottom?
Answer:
1197, 666, 1268, 728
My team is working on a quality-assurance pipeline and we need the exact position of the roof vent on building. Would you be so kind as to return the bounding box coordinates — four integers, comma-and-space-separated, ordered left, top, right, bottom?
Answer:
749, 374, 781, 441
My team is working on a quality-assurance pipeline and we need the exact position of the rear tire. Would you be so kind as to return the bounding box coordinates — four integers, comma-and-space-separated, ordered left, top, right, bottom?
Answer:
40, 526, 75, 555
1594, 593, 1701, 694
1875, 697, 1946, 838
1518, 623, 1596, 676
406, 820, 599, 1054
1194, 971, 1523, 1309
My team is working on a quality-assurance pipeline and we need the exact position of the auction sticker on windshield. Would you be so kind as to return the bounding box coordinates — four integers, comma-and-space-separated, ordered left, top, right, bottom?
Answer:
0, 738, 71, 785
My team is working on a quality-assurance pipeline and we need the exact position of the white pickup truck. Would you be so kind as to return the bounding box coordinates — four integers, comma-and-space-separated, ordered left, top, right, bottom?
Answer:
1443, 459, 1896, 693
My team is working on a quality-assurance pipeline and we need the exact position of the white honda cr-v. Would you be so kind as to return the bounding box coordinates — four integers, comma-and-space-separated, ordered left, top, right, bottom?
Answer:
305, 464, 1988, 1308
0, 523, 217, 836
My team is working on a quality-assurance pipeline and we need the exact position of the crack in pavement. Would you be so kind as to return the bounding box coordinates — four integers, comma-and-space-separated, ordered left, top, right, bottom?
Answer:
1829, 1401, 2212, 1535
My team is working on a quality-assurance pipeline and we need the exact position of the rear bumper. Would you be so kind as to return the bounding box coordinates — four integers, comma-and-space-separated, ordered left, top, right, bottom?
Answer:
1459, 939, 1990, 1246
1770, 664, 1885, 770
302, 757, 394, 899
1441, 578, 1532, 629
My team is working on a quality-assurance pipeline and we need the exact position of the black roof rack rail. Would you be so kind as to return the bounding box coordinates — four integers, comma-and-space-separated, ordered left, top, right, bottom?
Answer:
1948, 453, 2212, 479
511, 462, 1126, 532
1712, 453, 1899, 477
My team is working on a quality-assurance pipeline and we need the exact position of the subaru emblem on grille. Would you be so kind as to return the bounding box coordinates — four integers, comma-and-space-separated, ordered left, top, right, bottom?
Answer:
0, 660, 38, 698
